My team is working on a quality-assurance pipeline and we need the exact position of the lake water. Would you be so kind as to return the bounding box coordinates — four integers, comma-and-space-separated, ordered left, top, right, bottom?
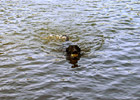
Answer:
0, 0, 140, 100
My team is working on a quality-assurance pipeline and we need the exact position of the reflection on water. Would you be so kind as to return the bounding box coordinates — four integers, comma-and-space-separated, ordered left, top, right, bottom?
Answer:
66, 54, 81, 68
0, 0, 140, 100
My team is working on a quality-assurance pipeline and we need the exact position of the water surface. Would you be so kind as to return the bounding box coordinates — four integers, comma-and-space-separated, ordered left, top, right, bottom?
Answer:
0, 0, 140, 100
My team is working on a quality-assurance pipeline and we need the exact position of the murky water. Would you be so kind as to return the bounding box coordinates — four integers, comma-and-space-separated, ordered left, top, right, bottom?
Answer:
0, 0, 140, 100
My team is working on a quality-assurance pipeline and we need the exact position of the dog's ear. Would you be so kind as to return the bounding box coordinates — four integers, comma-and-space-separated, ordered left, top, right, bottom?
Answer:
66, 47, 69, 53
76, 45, 81, 52
66, 45, 72, 53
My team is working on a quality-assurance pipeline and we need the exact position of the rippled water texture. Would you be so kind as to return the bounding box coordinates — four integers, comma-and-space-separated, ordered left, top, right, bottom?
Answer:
0, 0, 140, 100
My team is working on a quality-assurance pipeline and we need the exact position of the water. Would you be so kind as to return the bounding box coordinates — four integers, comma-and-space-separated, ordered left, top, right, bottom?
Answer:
0, 0, 140, 100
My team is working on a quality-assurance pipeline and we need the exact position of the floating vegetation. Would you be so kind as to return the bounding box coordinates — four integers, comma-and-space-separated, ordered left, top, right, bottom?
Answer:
91, 23, 96, 26
129, 18, 133, 20
40, 34, 68, 42
16, 67, 22, 69
130, 8, 134, 11
0, 52, 4, 55
137, 12, 140, 16
27, 56, 34, 60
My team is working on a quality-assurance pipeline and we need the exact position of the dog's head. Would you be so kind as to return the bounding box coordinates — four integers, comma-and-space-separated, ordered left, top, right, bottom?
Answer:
66, 45, 81, 68
66, 45, 81, 57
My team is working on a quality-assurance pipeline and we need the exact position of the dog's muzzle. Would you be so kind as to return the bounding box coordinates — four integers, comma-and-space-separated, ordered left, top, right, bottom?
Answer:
71, 54, 79, 57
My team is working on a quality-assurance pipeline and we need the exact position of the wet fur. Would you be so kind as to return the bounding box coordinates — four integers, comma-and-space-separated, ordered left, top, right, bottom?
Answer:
66, 45, 81, 58
62, 35, 81, 68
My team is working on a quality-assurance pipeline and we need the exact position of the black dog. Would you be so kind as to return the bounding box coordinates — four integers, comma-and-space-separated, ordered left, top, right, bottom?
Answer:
62, 35, 81, 68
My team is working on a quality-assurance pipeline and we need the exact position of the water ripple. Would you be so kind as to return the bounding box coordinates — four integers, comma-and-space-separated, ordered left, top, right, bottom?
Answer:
0, 0, 140, 100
